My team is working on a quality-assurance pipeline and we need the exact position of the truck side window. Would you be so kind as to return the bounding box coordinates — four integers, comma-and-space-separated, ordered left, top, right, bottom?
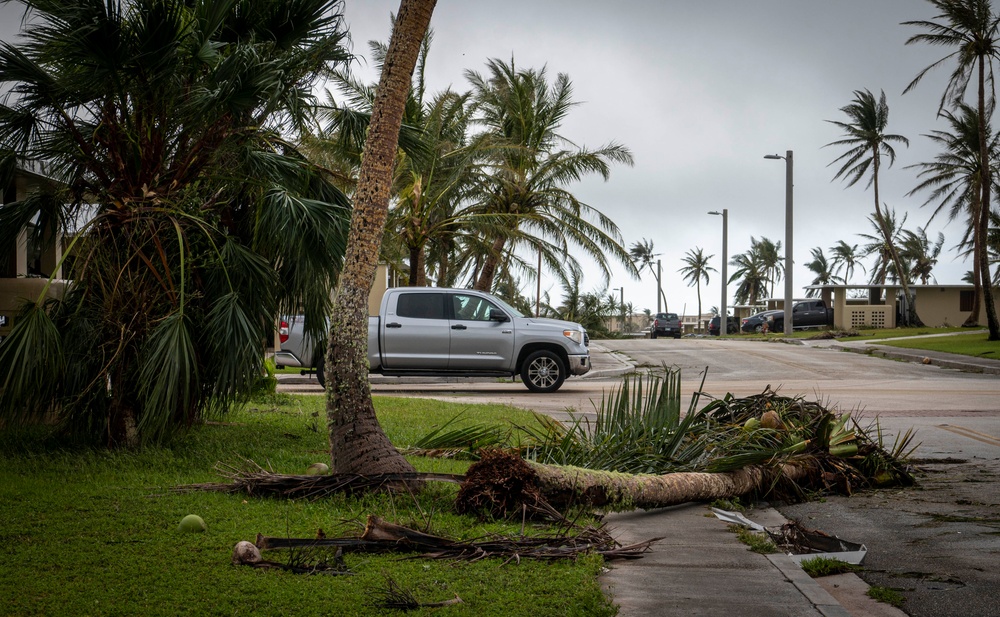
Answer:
396, 293, 446, 320
452, 294, 496, 321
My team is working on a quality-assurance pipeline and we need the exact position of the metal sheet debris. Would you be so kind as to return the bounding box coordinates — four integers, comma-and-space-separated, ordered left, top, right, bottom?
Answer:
711, 508, 867, 565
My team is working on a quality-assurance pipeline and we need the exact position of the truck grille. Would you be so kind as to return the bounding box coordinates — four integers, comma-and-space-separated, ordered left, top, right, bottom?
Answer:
584, 332, 590, 347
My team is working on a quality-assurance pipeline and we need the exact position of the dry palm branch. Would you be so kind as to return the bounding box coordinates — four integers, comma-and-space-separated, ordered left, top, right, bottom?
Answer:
175, 459, 463, 499
253, 514, 658, 562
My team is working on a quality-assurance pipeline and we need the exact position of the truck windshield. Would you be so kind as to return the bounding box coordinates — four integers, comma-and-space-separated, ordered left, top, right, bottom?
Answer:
490, 295, 525, 318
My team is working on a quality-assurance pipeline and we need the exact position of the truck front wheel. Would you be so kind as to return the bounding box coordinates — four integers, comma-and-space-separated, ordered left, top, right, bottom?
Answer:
521, 350, 566, 393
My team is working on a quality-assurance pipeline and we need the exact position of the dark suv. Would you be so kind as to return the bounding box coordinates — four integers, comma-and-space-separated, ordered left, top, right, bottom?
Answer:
650, 312, 682, 339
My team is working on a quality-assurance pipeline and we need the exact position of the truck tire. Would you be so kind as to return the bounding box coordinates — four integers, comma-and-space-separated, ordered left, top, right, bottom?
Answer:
650, 330, 658, 340
521, 350, 566, 393
315, 350, 326, 388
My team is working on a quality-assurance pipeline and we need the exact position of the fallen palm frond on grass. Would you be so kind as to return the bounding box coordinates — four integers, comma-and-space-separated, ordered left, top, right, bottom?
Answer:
374, 575, 463, 610
250, 514, 657, 562
175, 459, 463, 498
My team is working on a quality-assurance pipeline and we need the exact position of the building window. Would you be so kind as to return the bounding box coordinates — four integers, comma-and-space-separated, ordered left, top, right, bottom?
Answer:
960, 290, 975, 312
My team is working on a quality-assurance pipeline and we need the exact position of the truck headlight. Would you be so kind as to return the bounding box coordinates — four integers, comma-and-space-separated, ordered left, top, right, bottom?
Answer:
563, 329, 584, 345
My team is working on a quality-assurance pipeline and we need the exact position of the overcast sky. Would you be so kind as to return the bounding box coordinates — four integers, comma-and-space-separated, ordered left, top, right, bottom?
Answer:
342, 0, 969, 318
0, 1, 974, 317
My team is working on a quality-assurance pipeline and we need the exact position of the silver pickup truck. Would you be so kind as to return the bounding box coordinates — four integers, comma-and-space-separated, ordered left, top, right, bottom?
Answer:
274, 287, 591, 393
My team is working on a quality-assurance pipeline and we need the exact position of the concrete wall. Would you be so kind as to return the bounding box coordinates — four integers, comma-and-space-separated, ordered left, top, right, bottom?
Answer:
914, 287, 1000, 327
0, 278, 67, 339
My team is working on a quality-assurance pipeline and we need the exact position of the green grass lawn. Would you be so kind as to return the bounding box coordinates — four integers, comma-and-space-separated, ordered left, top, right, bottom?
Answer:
0, 395, 613, 617
873, 331, 1000, 359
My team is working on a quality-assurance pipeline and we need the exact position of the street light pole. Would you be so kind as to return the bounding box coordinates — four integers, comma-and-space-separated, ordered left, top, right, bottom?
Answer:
708, 209, 728, 337
656, 259, 662, 313
765, 151, 793, 336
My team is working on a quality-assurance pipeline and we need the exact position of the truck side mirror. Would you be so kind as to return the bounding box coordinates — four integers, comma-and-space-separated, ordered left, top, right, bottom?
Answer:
489, 309, 509, 323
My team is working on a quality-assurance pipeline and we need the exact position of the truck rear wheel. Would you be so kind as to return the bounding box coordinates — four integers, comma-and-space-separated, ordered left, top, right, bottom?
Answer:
315, 350, 326, 388
521, 350, 566, 393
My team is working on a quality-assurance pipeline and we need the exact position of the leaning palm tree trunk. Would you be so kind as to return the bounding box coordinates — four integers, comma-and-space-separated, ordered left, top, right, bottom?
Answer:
326, 0, 437, 474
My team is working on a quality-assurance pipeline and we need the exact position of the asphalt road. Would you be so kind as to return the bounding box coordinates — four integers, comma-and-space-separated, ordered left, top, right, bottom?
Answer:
281, 337, 1000, 616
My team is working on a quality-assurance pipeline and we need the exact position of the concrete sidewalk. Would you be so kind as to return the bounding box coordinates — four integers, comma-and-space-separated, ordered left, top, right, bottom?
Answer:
601, 504, 857, 617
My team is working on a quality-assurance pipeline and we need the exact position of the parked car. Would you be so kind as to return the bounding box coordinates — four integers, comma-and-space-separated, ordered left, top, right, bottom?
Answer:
740, 300, 834, 333
708, 315, 739, 335
650, 312, 682, 339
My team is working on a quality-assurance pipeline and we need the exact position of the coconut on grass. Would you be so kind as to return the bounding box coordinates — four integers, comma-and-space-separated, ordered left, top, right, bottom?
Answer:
178, 514, 207, 533
306, 463, 329, 475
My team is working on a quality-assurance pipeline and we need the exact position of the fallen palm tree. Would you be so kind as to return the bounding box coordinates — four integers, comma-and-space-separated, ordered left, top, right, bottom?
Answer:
183, 368, 916, 517
447, 368, 918, 515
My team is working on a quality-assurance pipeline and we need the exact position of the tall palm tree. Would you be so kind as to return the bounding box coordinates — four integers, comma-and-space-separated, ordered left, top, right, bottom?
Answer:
728, 245, 770, 308
0, 0, 352, 447
753, 237, 784, 298
630, 238, 667, 311
325, 0, 437, 475
678, 247, 715, 332
829, 240, 867, 284
904, 0, 1000, 338
465, 58, 637, 292
825, 88, 919, 325
901, 226, 946, 285
906, 102, 999, 325
805, 247, 844, 298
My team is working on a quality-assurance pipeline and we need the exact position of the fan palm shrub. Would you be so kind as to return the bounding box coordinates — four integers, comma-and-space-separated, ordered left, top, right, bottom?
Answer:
0, 0, 352, 447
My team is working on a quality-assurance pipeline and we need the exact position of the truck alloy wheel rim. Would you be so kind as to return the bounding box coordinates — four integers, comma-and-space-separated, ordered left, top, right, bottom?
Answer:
529, 358, 558, 386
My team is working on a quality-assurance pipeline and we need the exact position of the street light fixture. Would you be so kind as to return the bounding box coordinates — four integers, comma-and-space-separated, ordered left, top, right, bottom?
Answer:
708, 209, 728, 337
764, 151, 793, 336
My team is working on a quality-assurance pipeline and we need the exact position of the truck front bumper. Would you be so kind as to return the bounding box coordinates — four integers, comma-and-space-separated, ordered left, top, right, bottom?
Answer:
568, 353, 591, 376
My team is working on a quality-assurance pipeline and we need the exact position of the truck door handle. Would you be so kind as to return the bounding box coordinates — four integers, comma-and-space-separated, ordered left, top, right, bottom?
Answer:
386, 322, 402, 328
451, 324, 467, 330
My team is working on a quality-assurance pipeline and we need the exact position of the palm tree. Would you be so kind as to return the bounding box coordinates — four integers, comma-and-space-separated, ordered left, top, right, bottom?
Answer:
325, 0, 437, 475
829, 240, 867, 284
906, 102, 999, 325
901, 227, 946, 285
859, 208, 910, 285
825, 88, 919, 325
904, 0, 1000, 338
729, 245, 770, 308
630, 238, 667, 312
0, 0, 352, 447
805, 247, 844, 297
753, 237, 784, 298
679, 248, 716, 332
465, 58, 637, 292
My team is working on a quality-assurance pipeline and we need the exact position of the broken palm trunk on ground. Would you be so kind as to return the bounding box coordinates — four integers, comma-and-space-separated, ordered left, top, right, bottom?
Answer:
456, 448, 815, 514
447, 369, 917, 515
